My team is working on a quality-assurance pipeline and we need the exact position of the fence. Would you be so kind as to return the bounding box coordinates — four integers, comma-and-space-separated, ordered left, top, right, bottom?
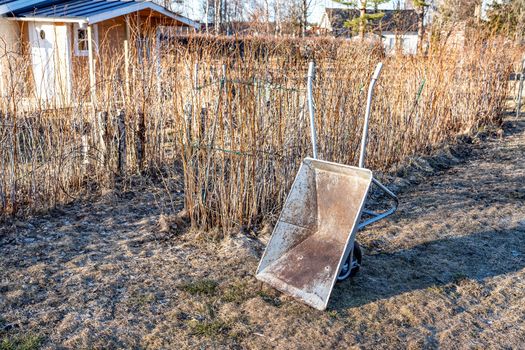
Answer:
0, 35, 519, 230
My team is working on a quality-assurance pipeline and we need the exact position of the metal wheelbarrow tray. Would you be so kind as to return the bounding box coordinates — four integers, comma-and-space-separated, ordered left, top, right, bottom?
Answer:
256, 158, 372, 310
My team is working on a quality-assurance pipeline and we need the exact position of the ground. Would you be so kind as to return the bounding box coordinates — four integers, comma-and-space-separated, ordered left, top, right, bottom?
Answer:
1, 117, 525, 349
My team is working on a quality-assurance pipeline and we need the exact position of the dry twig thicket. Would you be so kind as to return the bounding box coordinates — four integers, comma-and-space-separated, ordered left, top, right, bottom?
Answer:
0, 33, 518, 231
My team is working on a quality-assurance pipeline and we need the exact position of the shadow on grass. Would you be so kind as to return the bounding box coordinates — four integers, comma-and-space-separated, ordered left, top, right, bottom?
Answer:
329, 118, 525, 310
330, 226, 525, 310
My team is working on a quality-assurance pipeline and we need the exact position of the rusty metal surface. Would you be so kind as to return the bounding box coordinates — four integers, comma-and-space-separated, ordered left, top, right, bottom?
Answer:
256, 157, 372, 310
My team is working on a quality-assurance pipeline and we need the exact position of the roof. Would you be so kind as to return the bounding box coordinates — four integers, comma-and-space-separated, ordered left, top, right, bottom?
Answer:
0, 0, 199, 27
323, 8, 419, 36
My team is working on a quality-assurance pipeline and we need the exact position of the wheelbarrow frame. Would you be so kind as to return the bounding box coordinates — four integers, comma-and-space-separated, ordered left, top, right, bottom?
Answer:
307, 61, 398, 257
256, 62, 398, 310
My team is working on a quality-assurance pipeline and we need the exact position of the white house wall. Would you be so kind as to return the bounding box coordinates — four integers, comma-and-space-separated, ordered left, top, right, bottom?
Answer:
318, 12, 332, 31
27, 22, 72, 106
0, 19, 21, 96
382, 32, 418, 55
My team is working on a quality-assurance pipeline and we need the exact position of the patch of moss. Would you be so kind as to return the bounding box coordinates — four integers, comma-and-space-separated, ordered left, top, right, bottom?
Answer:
257, 290, 281, 307
221, 281, 253, 303
127, 292, 156, 307
452, 273, 469, 285
187, 319, 230, 338
427, 285, 445, 295
327, 310, 339, 319
179, 279, 218, 296
0, 334, 42, 350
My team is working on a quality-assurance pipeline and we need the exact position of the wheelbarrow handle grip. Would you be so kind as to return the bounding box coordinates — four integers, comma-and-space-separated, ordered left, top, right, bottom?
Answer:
372, 62, 383, 81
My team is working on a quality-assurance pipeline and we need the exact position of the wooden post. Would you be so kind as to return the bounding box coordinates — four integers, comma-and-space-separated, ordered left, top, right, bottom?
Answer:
103, 111, 110, 165
155, 27, 162, 98
517, 57, 525, 119
222, 63, 227, 119
136, 111, 145, 171
124, 16, 130, 100
81, 134, 89, 169
87, 25, 96, 106
194, 62, 199, 90
96, 111, 107, 164
183, 102, 193, 147
117, 109, 127, 176
193, 62, 199, 137
80, 120, 90, 173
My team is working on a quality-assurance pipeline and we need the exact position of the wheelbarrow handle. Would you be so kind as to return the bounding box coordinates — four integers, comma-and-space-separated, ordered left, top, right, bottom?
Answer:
359, 62, 383, 169
307, 61, 318, 159
358, 177, 398, 230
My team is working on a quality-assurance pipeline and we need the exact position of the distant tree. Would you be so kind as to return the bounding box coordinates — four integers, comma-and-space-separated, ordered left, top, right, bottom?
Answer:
200, 0, 214, 33
271, 0, 316, 36
412, 0, 429, 52
289, 0, 318, 36
334, 0, 389, 39
247, 0, 272, 34
274, 0, 283, 35
199, 0, 247, 34
420, 0, 476, 52
437, 0, 480, 23
214, 0, 221, 33
485, 0, 525, 41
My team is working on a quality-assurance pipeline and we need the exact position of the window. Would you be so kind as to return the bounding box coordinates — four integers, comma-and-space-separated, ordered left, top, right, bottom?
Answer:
383, 36, 395, 54
74, 23, 97, 56
77, 28, 88, 52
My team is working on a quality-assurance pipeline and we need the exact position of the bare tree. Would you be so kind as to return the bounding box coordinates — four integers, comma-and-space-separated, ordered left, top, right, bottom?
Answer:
412, 0, 429, 52
274, 0, 282, 35
280, 0, 317, 36
335, 0, 388, 39
205, 0, 210, 33
201, 0, 214, 33
214, 0, 221, 33
300, 0, 316, 36
438, 0, 480, 22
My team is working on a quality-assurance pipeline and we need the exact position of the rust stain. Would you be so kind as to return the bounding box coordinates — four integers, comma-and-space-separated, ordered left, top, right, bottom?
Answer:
264, 235, 341, 290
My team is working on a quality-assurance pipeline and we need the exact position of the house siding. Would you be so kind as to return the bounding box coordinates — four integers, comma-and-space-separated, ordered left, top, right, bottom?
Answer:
0, 19, 20, 96
382, 32, 418, 55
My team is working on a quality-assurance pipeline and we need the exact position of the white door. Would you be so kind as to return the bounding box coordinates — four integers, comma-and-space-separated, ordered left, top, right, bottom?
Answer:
28, 22, 72, 104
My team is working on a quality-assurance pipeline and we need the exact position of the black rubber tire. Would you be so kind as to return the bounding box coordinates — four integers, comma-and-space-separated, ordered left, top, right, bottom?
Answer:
337, 241, 362, 282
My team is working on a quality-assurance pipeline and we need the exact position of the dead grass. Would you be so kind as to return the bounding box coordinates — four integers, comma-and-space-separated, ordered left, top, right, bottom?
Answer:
1, 117, 524, 348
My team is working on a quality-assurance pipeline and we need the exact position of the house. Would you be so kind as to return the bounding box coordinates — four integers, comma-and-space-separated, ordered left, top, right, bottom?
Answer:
0, 0, 199, 106
318, 8, 420, 54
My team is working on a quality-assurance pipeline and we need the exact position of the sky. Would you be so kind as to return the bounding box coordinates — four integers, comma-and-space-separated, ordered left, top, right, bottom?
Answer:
172, 0, 503, 32
174, 0, 410, 25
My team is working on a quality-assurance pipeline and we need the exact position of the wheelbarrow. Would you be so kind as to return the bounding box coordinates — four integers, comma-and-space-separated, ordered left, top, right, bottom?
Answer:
256, 62, 398, 310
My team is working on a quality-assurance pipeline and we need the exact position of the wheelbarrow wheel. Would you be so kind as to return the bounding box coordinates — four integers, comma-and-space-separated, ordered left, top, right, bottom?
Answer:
337, 241, 362, 282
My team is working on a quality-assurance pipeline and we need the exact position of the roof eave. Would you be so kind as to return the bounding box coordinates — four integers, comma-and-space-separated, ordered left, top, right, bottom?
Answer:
6, 16, 87, 23
86, 2, 199, 28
